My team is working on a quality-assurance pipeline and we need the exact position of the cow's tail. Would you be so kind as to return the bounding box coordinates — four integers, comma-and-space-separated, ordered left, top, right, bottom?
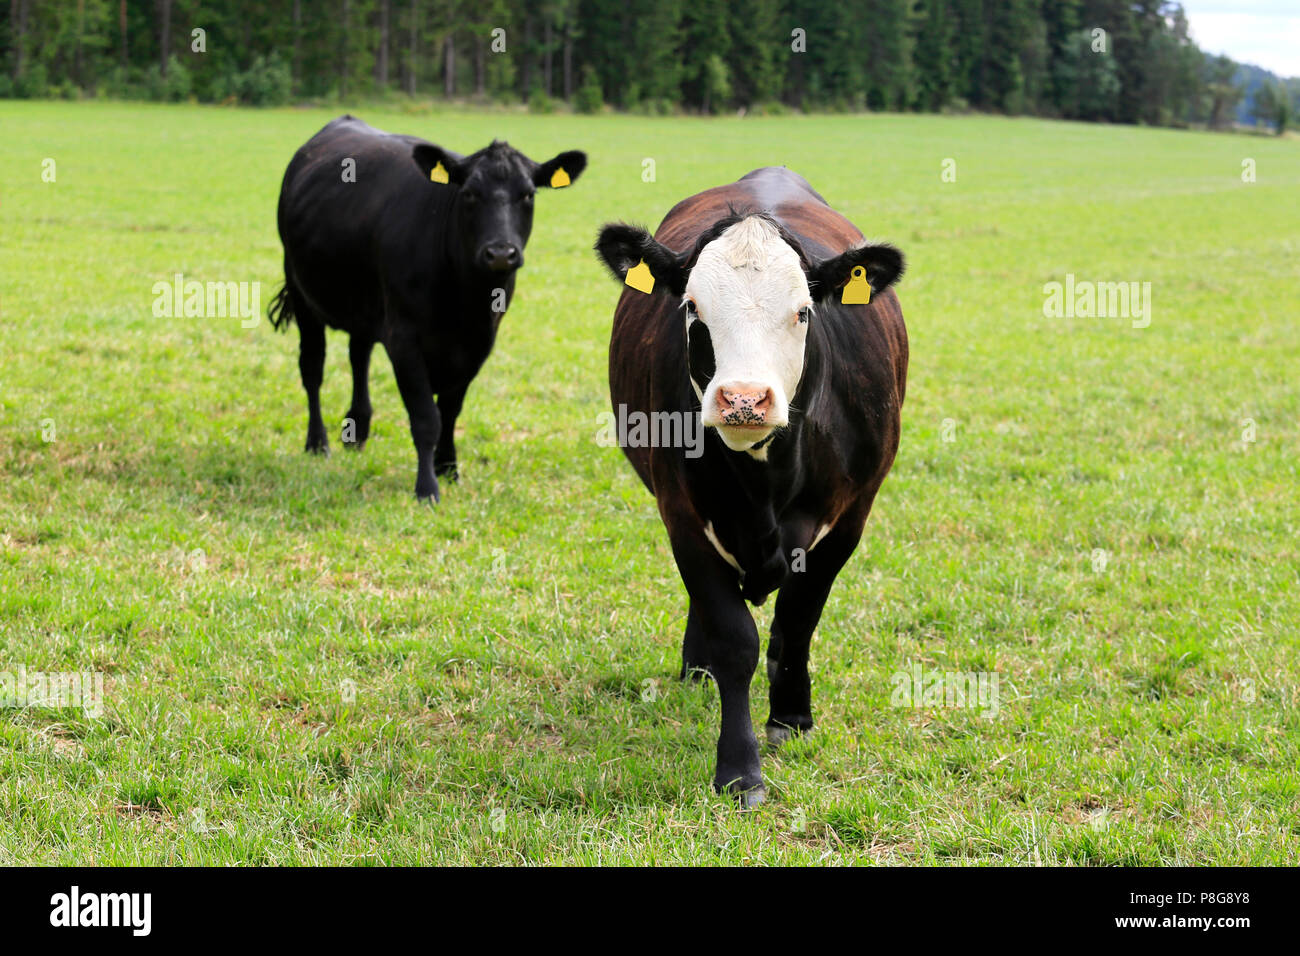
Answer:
267, 283, 296, 332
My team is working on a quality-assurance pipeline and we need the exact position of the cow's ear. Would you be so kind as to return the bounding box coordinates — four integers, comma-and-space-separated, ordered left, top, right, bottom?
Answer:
594, 223, 688, 297
809, 243, 905, 304
534, 150, 587, 189
411, 144, 466, 185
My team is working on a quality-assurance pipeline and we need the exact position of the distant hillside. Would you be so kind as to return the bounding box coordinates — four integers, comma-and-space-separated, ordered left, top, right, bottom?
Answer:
1235, 62, 1300, 127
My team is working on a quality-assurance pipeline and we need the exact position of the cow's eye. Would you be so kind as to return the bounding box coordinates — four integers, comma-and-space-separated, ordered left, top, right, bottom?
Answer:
462, 191, 479, 205
521, 193, 535, 206
797, 306, 811, 324
685, 299, 698, 316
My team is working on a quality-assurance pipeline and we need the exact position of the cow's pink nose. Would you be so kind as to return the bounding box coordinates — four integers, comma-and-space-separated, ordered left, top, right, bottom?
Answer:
715, 384, 774, 425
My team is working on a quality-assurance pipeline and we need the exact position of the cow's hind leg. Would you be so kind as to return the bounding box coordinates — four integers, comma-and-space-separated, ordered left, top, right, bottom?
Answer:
766, 514, 866, 745
344, 335, 375, 450
297, 315, 330, 455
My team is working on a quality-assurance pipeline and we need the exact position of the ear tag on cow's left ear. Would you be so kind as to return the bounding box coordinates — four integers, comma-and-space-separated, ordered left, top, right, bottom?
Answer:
550, 167, 571, 188
625, 259, 655, 294
430, 161, 450, 184
842, 265, 871, 305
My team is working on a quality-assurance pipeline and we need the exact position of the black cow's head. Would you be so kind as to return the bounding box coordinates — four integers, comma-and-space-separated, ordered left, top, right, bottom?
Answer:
414, 141, 586, 274
596, 213, 903, 452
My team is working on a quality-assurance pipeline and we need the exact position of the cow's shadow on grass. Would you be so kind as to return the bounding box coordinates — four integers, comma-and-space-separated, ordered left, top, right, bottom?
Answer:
418, 669, 821, 811
121, 432, 428, 527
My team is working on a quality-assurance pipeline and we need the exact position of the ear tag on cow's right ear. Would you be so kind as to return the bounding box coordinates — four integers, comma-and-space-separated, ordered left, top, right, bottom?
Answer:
430, 161, 450, 184
550, 167, 571, 188
842, 265, 871, 305
625, 259, 655, 294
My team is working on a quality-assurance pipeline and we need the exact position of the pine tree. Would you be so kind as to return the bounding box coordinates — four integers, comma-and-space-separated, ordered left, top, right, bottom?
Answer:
727, 0, 781, 106
680, 0, 729, 112
912, 0, 954, 111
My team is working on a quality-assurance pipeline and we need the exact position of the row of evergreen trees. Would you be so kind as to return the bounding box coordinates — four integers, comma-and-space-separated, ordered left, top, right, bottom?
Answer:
1, 0, 1294, 131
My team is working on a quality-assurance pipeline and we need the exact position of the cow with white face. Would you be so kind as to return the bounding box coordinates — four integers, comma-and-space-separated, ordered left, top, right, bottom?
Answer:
595, 167, 908, 805
685, 215, 810, 452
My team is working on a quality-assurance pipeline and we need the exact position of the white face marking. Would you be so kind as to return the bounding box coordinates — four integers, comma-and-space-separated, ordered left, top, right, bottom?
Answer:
684, 217, 811, 452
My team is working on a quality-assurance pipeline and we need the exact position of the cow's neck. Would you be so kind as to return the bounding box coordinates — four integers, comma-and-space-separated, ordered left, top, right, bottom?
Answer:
440, 252, 516, 324
440, 193, 480, 278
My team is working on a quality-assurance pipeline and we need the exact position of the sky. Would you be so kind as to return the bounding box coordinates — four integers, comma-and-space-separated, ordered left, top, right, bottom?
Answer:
1178, 0, 1300, 77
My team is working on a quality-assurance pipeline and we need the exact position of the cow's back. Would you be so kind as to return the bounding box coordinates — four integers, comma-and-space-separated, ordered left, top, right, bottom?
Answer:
655, 167, 858, 261
277, 117, 448, 336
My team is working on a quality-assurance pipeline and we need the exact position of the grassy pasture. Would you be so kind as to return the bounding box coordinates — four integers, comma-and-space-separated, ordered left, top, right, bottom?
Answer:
0, 101, 1297, 864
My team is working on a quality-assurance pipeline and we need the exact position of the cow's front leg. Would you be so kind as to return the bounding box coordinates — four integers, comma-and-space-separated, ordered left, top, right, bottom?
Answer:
343, 335, 375, 450
385, 344, 441, 502
680, 601, 710, 681
434, 382, 469, 480
766, 513, 866, 744
670, 527, 764, 804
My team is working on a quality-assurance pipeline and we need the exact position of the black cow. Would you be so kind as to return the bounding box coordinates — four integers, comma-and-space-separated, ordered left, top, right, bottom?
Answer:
270, 115, 586, 501
595, 167, 908, 804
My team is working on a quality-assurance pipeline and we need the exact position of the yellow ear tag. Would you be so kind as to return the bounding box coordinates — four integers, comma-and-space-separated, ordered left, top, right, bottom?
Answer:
841, 265, 871, 305
550, 167, 571, 188
430, 161, 450, 184
625, 260, 655, 294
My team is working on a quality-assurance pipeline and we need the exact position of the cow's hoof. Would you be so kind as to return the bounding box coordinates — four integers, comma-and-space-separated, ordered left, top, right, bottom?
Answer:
305, 441, 330, 457
343, 438, 367, 452
766, 725, 793, 746
766, 717, 813, 746
718, 783, 765, 809
715, 771, 765, 806
414, 474, 441, 504
434, 462, 460, 481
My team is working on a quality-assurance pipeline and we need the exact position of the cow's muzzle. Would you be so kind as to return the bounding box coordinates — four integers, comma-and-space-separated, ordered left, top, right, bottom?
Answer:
480, 243, 522, 273
714, 383, 775, 427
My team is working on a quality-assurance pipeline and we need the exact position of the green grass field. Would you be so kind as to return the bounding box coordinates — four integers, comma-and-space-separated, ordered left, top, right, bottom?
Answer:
1, 100, 1297, 864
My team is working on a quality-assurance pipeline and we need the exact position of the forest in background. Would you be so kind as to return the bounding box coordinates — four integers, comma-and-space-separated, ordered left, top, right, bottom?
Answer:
2, 1, 1296, 132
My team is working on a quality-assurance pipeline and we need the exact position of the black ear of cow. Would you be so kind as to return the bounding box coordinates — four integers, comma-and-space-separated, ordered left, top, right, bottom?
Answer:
411, 143, 466, 185
534, 150, 588, 188
594, 223, 688, 296
809, 243, 905, 303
